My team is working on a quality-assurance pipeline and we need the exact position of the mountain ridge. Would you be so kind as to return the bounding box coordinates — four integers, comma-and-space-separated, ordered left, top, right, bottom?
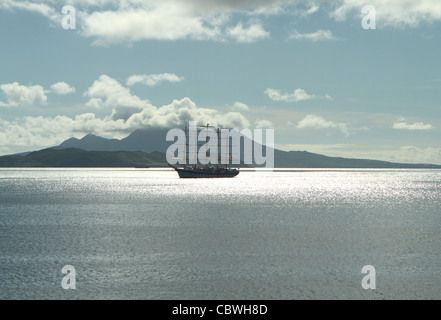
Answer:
0, 148, 167, 167
1, 129, 440, 168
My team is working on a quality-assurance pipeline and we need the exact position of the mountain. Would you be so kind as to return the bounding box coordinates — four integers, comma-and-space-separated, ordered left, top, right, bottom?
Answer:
54, 129, 441, 168
1, 146, 439, 168
273, 149, 441, 168
0, 148, 168, 167
57, 128, 170, 153
58, 134, 122, 152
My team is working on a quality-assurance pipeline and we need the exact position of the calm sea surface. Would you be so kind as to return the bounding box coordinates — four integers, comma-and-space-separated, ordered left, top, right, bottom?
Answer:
0, 168, 440, 299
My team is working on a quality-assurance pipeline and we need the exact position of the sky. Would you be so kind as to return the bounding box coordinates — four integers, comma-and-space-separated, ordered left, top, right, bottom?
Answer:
0, 0, 441, 164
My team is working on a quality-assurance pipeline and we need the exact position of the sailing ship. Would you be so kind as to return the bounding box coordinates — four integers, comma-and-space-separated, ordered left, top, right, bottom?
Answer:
173, 166, 239, 178
170, 124, 239, 178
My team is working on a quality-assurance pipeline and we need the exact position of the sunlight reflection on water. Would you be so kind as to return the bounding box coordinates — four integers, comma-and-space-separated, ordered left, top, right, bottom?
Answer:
0, 168, 440, 299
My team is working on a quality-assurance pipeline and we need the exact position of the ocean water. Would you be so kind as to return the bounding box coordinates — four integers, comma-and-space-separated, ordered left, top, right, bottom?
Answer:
0, 168, 440, 300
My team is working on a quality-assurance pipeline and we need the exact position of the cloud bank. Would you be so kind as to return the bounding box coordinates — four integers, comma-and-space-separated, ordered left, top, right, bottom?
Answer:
0, 74, 251, 154
2, 0, 441, 46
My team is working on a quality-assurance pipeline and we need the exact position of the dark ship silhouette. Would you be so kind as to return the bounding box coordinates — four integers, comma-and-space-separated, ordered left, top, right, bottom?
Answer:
169, 124, 239, 178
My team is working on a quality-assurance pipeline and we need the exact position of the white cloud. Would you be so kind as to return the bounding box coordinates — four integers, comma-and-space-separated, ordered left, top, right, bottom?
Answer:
297, 114, 350, 136
393, 119, 434, 130
0, 81, 76, 106
265, 88, 331, 102
78, 0, 274, 45
85, 74, 150, 109
0, 0, 60, 23
331, 0, 441, 28
85, 74, 250, 127
0, 82, 47, 106
249, 3, 286, 16
126, 73, 184, 87
82, 7, 223, 45
226, 21, 270, 43
289, 29, 339, 41
50, 81, 76, 95
302, 4, 319, 17
233, 101, 250, 111
254, 119, 273, 128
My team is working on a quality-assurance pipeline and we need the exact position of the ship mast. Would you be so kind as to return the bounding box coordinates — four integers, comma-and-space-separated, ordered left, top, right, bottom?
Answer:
199, 123, 214, 169
180, 122, 234, 169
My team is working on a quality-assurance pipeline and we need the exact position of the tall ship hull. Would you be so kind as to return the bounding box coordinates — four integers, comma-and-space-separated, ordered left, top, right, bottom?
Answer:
174, 167, 239, 178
